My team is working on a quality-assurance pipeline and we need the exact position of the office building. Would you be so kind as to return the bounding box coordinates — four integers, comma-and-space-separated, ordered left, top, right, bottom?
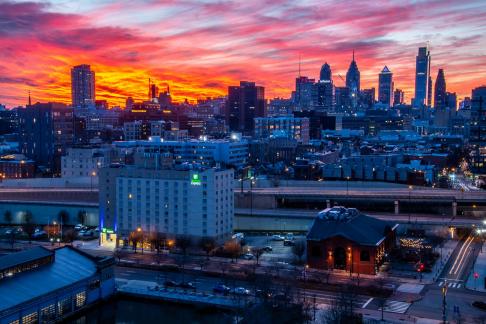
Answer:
469, 86, 486, 173
254, 116, 310, 143
378, 66, 393, 107
293, 76, 315, 111
434, 69, 447, 109
446, 92, 457, 110
123, 120, 151, 140
360, 88, 376, 109
312, 63, 334, 112
71, 65, 95, 108
335, 87, 350, 112
0, 246, 114, 323
99, 164, 234, 245
19, 103, 73, 173
226, 81, 265, 134
413, 47, 431, 107
346, 52, 360, 109
393, 89, 404, 106
61, 147, 109, 178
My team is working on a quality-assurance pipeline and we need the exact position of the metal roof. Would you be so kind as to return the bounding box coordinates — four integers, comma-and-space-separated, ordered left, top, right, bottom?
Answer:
0, 247, 97, 312
0, 246, 53, 272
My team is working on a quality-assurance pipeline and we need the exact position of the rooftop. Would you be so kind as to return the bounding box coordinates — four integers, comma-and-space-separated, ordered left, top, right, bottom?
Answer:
0, 247, 98, 312
0, 246, 53, 273
307, 207, 398, 246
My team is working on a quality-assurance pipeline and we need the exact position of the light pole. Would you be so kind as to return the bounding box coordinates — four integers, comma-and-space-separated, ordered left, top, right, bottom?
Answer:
346, 176, 350, 206
91, 171, 96, 192
408, 185, 413, 223
250, 177, 255, 218
442, 285, 447, 324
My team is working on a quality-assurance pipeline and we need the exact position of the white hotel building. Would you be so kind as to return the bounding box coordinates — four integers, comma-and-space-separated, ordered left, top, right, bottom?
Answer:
99, 164, 234, 245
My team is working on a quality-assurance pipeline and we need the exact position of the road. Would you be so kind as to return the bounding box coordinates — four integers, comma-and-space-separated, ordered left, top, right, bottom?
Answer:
409, 234, 486, 322
115, 266, 371, 308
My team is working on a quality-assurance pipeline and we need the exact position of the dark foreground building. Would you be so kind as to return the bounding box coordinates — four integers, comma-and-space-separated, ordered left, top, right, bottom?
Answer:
0, 246, 114, 323
307, 207, 398, 275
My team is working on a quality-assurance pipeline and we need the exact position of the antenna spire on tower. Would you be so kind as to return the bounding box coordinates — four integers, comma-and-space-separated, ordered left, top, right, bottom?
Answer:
352, 50, 355, 61
28, 90, 31, 106
298, 54, 301, 77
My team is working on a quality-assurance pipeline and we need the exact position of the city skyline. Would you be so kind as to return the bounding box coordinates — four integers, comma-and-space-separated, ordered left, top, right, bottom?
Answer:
1, 0, 486, 108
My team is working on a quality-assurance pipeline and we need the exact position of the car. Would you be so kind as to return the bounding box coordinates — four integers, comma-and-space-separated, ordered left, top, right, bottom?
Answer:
74, 224, 84, 231
241, 253, 254, 260
213, 284, 231, 294
33, 229, 47, 238
232, 287, 250, 295
164, 280, 178, 287
179, 281, 196, 290
285, 233, 294, 241
272, 235, 284, 241
283, 239, 295, 246
232, 233, 244, 240
262, 246, 273, 252
255, 289, 273, 299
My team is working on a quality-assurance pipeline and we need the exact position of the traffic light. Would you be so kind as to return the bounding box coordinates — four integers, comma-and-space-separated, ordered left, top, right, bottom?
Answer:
417, 263, 425, 272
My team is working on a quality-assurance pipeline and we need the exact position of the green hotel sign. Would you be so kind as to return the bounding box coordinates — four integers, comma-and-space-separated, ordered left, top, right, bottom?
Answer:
102, 228, 114, 234
191, 173, 201, 185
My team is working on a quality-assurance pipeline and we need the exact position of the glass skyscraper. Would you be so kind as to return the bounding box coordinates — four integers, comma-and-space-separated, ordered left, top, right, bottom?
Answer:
414, 47, 431, 107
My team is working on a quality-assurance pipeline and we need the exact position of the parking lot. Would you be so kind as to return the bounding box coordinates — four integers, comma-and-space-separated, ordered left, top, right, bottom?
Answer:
243, 234, 306, 263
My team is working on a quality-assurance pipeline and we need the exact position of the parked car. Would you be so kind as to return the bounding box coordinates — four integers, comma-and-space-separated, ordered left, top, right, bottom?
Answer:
262, 246, 273, 252
232, 287, 250, 295
32, 229, 47, 238
272, 235, 284, 241
283, 239, 295, 246
74, 224, 84, 231
6, 227, 22, 235
213, 284, 231, 294
232, 233, 244, 240
241, 253, 254, 260
285, 233, 294, 241
179, 281, 196, 290
164, 280, 178, 288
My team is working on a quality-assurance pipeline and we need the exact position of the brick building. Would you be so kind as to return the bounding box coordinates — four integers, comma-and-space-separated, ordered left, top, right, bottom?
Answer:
306, 207, 398, 275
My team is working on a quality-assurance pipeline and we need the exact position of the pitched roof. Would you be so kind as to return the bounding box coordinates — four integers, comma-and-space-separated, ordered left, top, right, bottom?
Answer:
307, 210, 398, 246
0, 246, 53, 272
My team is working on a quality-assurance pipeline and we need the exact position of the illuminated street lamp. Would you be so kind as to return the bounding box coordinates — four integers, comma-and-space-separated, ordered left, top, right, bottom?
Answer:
408, 185, 413, 223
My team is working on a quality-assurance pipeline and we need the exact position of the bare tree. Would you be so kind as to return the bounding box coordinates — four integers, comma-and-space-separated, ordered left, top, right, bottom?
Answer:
291, 239, 306, 264
113, 248, 126, 262
58, 210, 69, 225
129, 230, 143, 252
22, 211, 36, 243
224, 239, 242, 263
321, 286, 362, 324
77, 210, 87, 225
63, 228, 77, 244
199, 236, 216, 260
3, 210, 12, 225
253, 247, 264, 266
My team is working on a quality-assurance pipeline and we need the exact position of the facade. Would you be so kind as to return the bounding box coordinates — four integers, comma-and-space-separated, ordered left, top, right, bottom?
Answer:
335, 87, 350, 112
312, 63, 334, 112
71, 64, 95, 108
226, 81, 265, 134
307, 207, 398, 275
360, 88, 375, 109
378, 66, 393, 107
254, 116, 310, 143
414, 47, 431, 107
123, 120, 151, 140
0, 246, 114, 323
99, 165, 234, 245
345, 52, 360, 109
61, 147, 109, 178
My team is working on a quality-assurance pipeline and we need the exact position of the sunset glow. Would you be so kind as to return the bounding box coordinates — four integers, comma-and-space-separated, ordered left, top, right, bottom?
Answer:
1, 0, 485, 107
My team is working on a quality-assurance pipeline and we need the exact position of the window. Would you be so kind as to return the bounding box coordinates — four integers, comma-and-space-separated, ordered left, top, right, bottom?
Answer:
75, 291, 86, 309
41, 304, 56, 322
360, 250, 370, 262
22, 312, 38, 324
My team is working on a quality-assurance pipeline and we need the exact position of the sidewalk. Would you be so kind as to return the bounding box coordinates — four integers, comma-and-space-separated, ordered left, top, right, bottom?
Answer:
422, 239, 459, 283
465, 242, 486, 292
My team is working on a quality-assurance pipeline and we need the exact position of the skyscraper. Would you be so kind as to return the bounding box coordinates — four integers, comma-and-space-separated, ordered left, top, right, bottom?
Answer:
434, 69, 446, 109
312, 63, 334, 112
378, 66, 393, 107
226, 81, 265, 133
413, 47, 431, 107
469, 86, 486, 173
71, 64, 95, 108
294, 76, 315, 110
346, 51, 360, 109
393, 89, 404, 106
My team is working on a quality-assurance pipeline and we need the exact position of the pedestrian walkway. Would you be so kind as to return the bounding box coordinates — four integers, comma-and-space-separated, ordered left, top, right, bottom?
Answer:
396, 283, 424, 294
465, 242, 486, 292
379, 300, 411, 314
437, 280, 463, 289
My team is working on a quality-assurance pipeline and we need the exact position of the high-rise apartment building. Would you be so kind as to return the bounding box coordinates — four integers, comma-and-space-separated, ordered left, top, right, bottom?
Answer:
378, 66, 393, 107
469, 86, 486, 174
226, 81, 265, 133
413, 47, 431, 107
71, 65, 95, 108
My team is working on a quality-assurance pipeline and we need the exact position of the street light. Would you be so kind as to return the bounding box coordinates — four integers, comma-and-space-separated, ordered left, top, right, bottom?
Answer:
346, 176, 350, 206
408, 185, 413, 223
90, 171, 96, 192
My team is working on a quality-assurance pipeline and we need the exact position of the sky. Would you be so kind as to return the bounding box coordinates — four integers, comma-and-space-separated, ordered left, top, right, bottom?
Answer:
0, 0, 485, 108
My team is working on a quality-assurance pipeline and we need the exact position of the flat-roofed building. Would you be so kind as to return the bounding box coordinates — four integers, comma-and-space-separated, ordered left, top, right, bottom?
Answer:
0, 246, 114, 323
